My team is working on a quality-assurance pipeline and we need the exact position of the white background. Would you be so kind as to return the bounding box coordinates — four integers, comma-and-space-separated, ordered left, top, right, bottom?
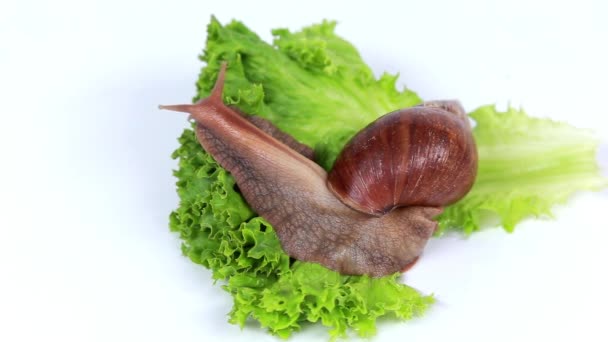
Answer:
1, 0, 607, 341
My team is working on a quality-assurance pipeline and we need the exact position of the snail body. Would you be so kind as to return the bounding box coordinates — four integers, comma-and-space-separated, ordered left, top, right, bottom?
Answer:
160, 63, 477, 277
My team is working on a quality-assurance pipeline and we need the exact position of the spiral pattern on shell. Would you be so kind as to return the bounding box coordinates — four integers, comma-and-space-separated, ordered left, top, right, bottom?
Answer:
327, 101, 478, 216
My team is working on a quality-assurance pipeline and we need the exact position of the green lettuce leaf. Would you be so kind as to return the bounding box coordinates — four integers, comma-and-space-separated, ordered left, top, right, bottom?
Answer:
229, 262, 432, 339
169, 17, 607, 339
438, 105, 608, 234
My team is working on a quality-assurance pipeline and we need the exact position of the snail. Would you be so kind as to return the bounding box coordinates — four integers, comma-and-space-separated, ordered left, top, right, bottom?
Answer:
160, 63, 477, 277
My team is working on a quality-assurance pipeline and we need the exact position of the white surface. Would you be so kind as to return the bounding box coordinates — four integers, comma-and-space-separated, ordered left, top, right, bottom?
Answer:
1, 0, 607, 341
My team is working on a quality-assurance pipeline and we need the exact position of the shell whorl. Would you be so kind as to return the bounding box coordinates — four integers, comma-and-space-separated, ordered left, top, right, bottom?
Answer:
327, 101, 478, 216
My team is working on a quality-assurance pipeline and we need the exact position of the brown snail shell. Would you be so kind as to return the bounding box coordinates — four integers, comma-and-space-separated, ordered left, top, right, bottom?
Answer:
327, 101, 478, 216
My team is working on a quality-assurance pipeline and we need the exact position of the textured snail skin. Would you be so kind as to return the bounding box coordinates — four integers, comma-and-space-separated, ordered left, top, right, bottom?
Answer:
160, 63, 474, 277
327, 102, 478, 216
